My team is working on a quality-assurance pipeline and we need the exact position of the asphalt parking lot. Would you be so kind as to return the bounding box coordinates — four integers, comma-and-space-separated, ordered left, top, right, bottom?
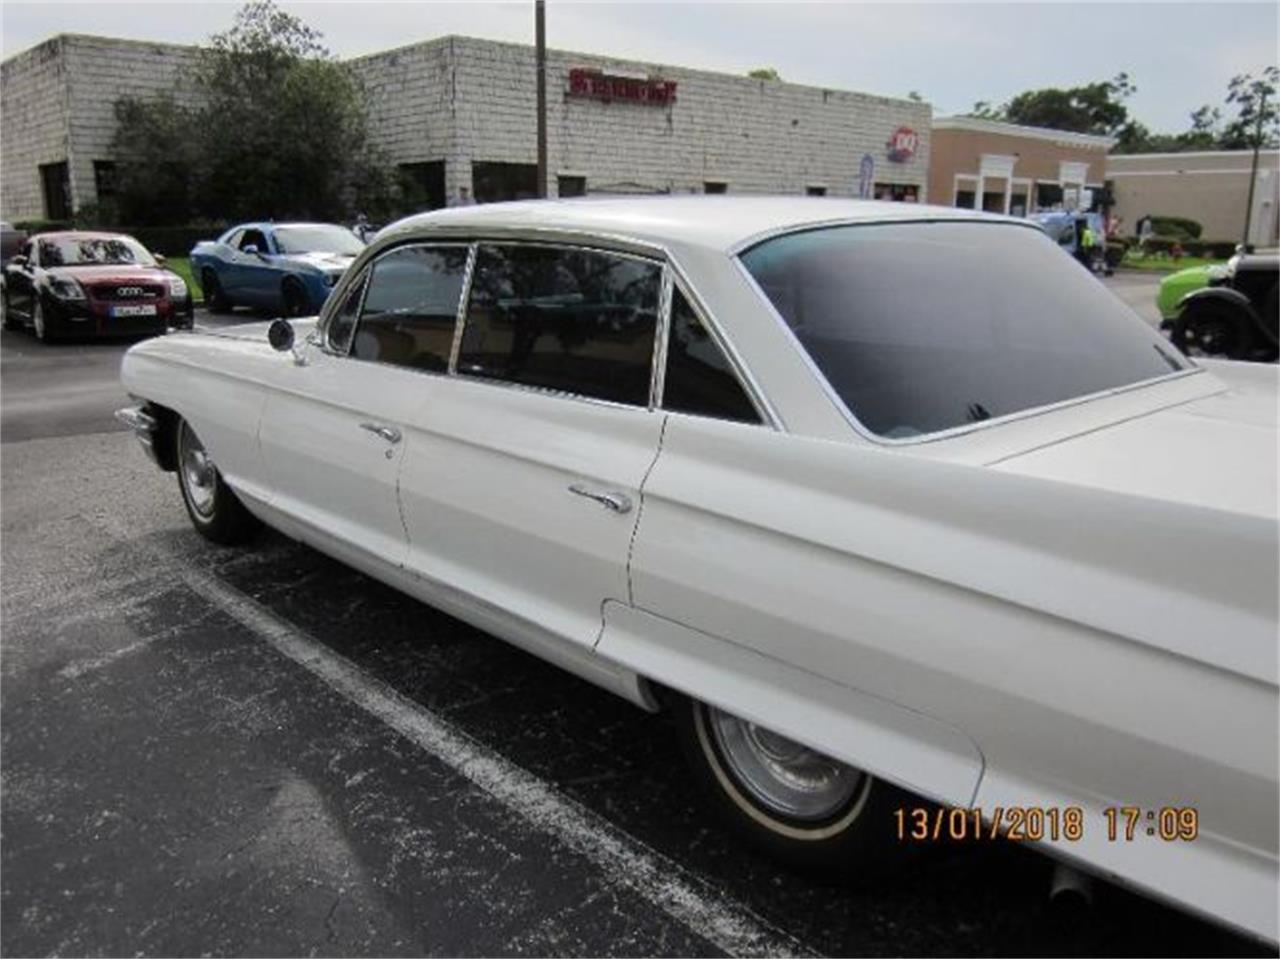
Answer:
1, 282, 1269, 957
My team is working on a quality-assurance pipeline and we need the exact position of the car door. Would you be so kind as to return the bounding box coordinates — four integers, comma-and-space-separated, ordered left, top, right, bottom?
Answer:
257, 243, 471, 572
231, 227, 278, 308
6, 240, 37, 319
397, 241, 667, 650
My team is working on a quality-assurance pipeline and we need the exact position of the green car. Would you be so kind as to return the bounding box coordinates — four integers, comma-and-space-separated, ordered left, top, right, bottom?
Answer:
1157, 263, 1230, 321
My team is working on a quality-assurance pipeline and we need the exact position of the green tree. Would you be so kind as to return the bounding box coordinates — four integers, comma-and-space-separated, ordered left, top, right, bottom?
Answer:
970, 73, 1137, 138
109, 0, 390, 226
110, 95, 202, 224
1219, 66, 1279, 150
747, 67, 781, 81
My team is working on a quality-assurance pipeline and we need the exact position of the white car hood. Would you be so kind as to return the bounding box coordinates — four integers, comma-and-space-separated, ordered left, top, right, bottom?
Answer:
992, 362, 1278, 520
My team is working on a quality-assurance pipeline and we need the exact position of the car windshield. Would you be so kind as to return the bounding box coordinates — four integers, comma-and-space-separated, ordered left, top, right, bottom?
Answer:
740, 221, 1189, 439
39, 236, 155, 268
274, 225, 364, 256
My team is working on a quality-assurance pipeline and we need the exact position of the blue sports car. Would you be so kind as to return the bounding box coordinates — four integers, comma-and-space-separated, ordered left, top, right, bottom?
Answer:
190, 222, 364, 316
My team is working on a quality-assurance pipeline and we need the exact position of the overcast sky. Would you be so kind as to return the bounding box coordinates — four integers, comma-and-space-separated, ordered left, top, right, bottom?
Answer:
3, 1, 1276, 132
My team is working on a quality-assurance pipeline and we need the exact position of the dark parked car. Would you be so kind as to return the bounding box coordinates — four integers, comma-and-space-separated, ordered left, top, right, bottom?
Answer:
2, 231, 193, 342
1170, 253, 1279, 362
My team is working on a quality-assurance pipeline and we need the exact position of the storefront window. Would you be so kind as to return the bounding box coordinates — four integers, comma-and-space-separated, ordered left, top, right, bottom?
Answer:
873, 183, 919, 202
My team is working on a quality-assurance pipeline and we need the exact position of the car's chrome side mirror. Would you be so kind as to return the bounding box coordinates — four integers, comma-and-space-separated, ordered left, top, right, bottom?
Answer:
243, 244, 260, 256
153, 253, 167, 266
268, 318, 307, 366
10, 254, 27, 268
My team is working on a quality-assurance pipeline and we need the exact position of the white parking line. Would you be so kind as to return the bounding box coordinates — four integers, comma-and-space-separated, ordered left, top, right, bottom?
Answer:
177, 565, 816, 959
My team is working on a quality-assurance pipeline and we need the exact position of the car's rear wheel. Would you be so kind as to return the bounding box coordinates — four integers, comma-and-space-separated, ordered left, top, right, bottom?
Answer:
202, 269, 230, 313
282, 277, 309, 318
673, 695, 909, 878
176, 418, 259, 545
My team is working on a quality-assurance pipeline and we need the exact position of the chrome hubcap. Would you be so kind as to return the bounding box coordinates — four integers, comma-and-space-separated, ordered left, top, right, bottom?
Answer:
180, 426, 217, 518
33, 299, 44, 337
707, 706, 865, 822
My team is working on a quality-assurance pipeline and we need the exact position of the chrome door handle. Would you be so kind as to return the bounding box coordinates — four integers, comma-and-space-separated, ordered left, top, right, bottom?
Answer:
568, 483, 632, 514
359, 422, 401, 444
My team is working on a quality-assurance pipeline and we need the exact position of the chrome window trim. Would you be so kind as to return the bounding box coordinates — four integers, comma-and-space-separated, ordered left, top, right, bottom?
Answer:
731, 253, 1204, 448
725, 213, 1042, 258
320, 265, 370, 356
649, 267, 673, 410
456, 239, 666, 410
662, 273, 775, 429
320, 226, 778, 425
447, 243, 479, 375
338, 240, 474, 368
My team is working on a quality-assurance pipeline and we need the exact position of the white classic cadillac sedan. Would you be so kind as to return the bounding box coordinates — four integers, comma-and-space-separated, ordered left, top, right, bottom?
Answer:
118, 197, 1278, 942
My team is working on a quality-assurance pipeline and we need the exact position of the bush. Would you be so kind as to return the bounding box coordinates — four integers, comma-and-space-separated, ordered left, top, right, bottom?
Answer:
1147, 216, 1203, 240
119, 223, 229, 256
1128, 235, 1238, 261
12, 219, 74, 234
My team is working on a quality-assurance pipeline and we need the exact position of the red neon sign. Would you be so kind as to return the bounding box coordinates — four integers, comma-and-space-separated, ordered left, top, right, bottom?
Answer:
568, 68, 677, 106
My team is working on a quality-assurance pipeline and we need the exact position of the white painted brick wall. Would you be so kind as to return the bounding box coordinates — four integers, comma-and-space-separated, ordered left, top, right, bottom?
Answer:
62, 35, 203, 213
2, 32, 931, 220
1, 39, 73, 221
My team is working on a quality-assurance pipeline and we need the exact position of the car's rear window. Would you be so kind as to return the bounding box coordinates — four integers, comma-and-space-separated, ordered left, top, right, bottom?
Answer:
740, 221, 1187, 439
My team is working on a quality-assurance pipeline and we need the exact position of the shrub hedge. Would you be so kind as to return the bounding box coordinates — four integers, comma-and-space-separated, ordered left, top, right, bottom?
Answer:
1146, 216, 1203, 240
1135, 236, 1238, 259
12, 220, 228, 257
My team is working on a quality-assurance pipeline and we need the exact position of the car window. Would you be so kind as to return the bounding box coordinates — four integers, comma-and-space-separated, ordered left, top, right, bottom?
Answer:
326, 267, 368, 354
663, 286, 760, 424
350, 245, 469, 372
239, 229, 269, 253
457, 244, 661, 406
223, 229, 245, 249
740, 221, 1186, 439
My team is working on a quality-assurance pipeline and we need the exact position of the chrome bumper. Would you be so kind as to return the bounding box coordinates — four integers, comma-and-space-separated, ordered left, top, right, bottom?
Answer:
115, 404, 160, 465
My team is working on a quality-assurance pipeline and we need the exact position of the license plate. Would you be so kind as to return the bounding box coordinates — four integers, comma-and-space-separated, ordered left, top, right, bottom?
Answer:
111, 305, 158, 317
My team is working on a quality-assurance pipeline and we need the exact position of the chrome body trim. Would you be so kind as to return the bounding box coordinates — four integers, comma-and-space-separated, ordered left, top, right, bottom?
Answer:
115, 404, 160, 464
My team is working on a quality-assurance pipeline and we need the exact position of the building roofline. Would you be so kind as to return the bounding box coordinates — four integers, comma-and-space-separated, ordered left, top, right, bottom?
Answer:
1, 32, 200, 66
4, 30, 932, 111
1109, 149, 1280, 161
933, 115, 1116, 149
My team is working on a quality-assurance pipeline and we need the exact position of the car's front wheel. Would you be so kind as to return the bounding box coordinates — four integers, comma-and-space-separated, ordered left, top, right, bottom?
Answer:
202, 269, 231, 313
32, 295, 53, 342
1, 287, 19, 330
1172, 307, 1253, 359
674, 695, 908, 877
176, 418, 259, 545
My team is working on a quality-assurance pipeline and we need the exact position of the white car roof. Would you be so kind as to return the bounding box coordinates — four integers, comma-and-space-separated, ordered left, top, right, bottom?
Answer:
386, 195, 1018, 254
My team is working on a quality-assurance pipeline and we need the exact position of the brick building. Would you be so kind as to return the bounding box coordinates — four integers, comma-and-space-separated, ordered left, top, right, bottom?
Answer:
0, 32, 932, 221
928, 115, 1114, 217
1107, 150, 1279, 247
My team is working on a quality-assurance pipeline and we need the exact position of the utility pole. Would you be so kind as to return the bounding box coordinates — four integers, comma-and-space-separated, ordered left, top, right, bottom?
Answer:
535, 0, 547, 199
1241, 86, 1266, 250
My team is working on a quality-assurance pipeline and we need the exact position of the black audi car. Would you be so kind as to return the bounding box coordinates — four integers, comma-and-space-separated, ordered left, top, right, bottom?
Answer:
2, 231, 193, 342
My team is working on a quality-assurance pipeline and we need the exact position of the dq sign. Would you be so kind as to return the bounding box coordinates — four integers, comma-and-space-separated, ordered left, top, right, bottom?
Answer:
885, 126, 919, 163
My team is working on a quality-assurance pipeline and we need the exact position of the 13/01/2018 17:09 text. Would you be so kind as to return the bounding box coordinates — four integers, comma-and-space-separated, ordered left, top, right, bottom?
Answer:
894, 806, 1200, 843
